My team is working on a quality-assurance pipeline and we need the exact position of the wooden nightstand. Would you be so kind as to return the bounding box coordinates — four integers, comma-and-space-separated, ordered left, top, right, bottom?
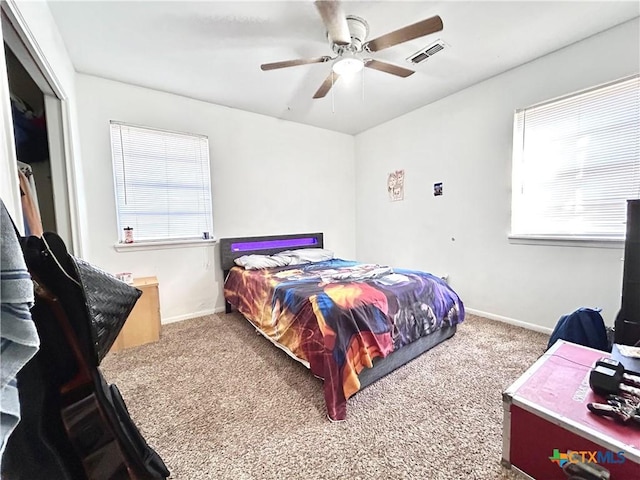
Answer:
110, 276, 161, 352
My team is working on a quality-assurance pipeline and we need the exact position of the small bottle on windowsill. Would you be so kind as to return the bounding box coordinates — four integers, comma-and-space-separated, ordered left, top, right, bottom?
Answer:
123, 227, 134, 244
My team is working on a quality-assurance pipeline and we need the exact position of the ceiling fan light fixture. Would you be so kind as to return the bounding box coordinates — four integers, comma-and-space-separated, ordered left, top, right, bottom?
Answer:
332, 57, 364, 76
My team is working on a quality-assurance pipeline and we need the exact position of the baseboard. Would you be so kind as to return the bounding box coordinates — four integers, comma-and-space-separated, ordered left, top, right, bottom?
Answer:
466, 308, 553, 335
162, 306, 225, 325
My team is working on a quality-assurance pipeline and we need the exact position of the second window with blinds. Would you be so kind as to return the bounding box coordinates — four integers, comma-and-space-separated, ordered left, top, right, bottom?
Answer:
110, 122, 213, 245
511, 74, 640, 242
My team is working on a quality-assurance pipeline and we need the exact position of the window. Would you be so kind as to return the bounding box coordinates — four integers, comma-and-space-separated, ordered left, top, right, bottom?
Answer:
110, 122, 213, 244
511, 75, 640, 241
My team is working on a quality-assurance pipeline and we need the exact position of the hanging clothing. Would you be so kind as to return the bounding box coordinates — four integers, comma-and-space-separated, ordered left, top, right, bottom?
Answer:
10, 95, 48, 165
18, 170, 43, 237
0, 200, 40, 459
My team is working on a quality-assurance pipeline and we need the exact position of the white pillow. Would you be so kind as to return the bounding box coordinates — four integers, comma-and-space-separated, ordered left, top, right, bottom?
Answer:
234, 254, 292, 270
279, 248, 334, 264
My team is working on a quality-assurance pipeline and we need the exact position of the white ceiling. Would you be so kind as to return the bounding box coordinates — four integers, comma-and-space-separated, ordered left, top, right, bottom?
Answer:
48, 1, 639, 135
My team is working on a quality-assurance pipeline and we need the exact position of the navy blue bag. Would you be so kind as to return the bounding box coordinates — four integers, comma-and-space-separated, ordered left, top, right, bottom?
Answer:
547, 307, 610, 352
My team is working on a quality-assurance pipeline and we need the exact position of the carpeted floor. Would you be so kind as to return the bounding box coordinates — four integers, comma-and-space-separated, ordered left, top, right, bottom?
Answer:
102, 313, 549, 479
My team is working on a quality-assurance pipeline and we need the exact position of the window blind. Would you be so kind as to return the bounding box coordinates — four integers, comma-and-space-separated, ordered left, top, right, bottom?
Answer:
110, 122, 213, 242
511, 75, 640, 239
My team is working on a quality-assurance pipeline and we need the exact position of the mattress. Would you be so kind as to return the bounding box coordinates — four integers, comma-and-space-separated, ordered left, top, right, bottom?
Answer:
224, 259, 465, 420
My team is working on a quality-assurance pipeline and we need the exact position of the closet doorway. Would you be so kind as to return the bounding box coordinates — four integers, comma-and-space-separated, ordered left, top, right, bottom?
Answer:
1, 10, 73, 249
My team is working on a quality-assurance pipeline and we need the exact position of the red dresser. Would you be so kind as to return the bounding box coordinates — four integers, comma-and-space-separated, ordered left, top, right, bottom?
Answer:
502, 340, 640, 479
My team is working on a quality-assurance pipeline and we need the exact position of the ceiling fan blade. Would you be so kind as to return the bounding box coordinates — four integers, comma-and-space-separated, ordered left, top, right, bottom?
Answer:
313, 71, 340, 99
315, 1, 351, 46
261, 56, 331, 71
364, 15, 443, 52
364, 59, 415, 78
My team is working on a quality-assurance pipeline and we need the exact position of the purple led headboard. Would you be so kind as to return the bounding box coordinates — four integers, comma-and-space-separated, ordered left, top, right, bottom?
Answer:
230, 236, 319, 253
219, 232, 324, 272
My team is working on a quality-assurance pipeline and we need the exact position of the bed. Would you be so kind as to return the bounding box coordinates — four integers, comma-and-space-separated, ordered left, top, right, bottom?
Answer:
220, 232, 465, 421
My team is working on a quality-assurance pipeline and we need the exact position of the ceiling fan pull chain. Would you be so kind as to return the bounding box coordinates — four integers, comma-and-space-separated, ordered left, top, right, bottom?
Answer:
362, 66, 365, 102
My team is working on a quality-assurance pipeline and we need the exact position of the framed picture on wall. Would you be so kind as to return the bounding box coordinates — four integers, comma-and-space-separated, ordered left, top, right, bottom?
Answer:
387, 170, 405, 201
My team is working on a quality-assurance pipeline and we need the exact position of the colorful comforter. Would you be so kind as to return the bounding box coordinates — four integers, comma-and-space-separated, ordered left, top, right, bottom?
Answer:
224, 259, 465, 420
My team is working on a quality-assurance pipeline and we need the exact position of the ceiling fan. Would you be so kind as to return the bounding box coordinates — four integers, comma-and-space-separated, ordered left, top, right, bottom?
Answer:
260, 0, 443, 99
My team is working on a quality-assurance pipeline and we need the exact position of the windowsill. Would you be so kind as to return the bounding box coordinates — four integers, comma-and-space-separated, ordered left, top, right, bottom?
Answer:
508, 234, 624, 249
114, 238, 217, 252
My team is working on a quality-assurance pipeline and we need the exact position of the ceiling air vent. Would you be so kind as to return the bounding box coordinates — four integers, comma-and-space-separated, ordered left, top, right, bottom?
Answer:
407, 40, 446, 64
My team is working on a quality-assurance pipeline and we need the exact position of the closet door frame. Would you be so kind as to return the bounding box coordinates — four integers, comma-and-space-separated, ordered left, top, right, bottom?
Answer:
1, 1, 78, 253
0, 13, 21, 227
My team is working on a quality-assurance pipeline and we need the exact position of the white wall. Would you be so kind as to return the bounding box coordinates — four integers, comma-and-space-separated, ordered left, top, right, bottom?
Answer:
355, 19, 640, 331
74, 74, 355, 323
